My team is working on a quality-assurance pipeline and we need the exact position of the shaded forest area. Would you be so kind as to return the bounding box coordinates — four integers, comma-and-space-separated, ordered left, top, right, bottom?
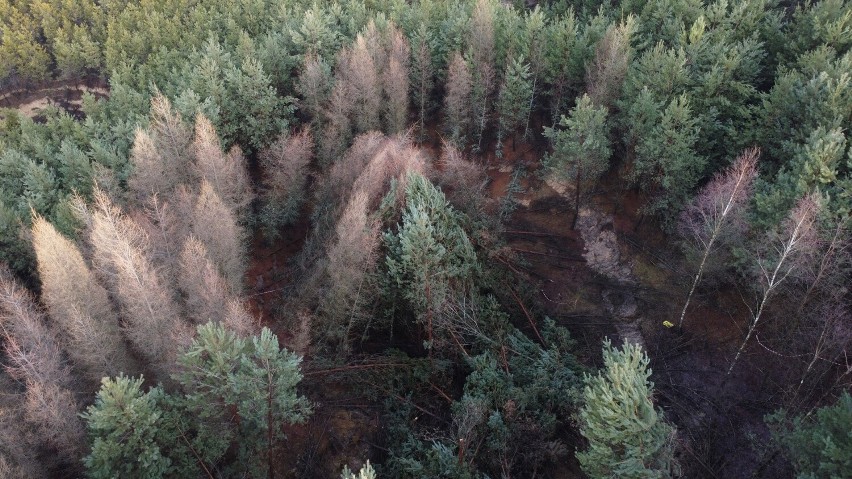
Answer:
0, 0, 851, 477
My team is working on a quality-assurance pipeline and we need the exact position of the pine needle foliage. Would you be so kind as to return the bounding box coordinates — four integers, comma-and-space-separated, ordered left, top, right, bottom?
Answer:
578, 339, 678, 479
384, 173, 479, 350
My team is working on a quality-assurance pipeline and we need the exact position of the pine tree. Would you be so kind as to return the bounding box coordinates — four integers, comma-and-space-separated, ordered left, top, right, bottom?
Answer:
82, 376, 176, 479
385, 173, 479, 353
578, 339, 678, 479
767, 391, 852, 479
496, 56, 533, 155
31, 215, 134, 381
176, 323, 312, 478
633, 94, 705, 223
223, 56, 292, 152
543, 94, 611, 229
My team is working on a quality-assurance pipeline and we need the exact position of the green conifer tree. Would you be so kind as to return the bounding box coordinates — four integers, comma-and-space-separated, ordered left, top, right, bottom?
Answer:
543, 94, 611, 229
496, 55, 533, 156
633, 94, 704, 223
767, 391, 852, 479
82, 376, 180, 479
177, 323, 312, 478
384, 173, 479, 352
578, 339, 678, 479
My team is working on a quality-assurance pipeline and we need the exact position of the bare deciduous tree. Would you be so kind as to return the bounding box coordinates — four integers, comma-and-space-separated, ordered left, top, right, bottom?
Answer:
469, 0, 495, 73
319, 80, 355, 166
192, 114, 253, 219
411, 28, 434, 142
322, 190, 380, 350
89, 190, 188, 377
192, 181, 247, 294
341, 35, 381, 134
179, 236, 230, 326
132, 191, 194, 286
0, 267, 71, 388
128, 94, 193, 202
22, 381, 85, 459
31, 216, 134, 381
296, 54, 332, 125
0, 267, 85, 459
677, 147, 759, 327
586, 16, 636, 110
259, 128, 313, 238
223, 298, 259, 338
0, 373, 46, 477
148, 92, 193, 175
437, 141, 489, 218
469, 0, 496, 152
444, 52, 473, 146
383, 24, 410, 134
728, 194, 821, 376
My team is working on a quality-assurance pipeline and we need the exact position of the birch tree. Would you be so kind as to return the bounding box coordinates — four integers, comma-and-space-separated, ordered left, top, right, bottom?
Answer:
728, 194, 821, 376
677, 147, 759, 328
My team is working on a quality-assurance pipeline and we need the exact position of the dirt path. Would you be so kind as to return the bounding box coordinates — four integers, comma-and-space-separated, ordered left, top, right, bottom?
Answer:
0, 79, 109, 119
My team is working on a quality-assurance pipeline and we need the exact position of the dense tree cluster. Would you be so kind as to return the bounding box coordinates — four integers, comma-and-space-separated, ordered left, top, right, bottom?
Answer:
0, 0, 850, 477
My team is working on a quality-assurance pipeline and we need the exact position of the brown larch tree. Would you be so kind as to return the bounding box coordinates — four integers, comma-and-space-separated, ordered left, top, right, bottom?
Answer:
31, 215, 134, 381
192, 114, 254, 219
192, 181, 247, 294
89, 190, 188, 377
0, 267, 85, 460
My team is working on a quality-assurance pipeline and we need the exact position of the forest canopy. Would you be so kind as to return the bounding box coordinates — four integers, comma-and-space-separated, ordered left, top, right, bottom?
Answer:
0, 0, 850, 478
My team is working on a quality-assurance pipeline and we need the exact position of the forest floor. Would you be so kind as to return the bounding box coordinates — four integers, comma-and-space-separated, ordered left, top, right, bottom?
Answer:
240, 133, 797, 477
